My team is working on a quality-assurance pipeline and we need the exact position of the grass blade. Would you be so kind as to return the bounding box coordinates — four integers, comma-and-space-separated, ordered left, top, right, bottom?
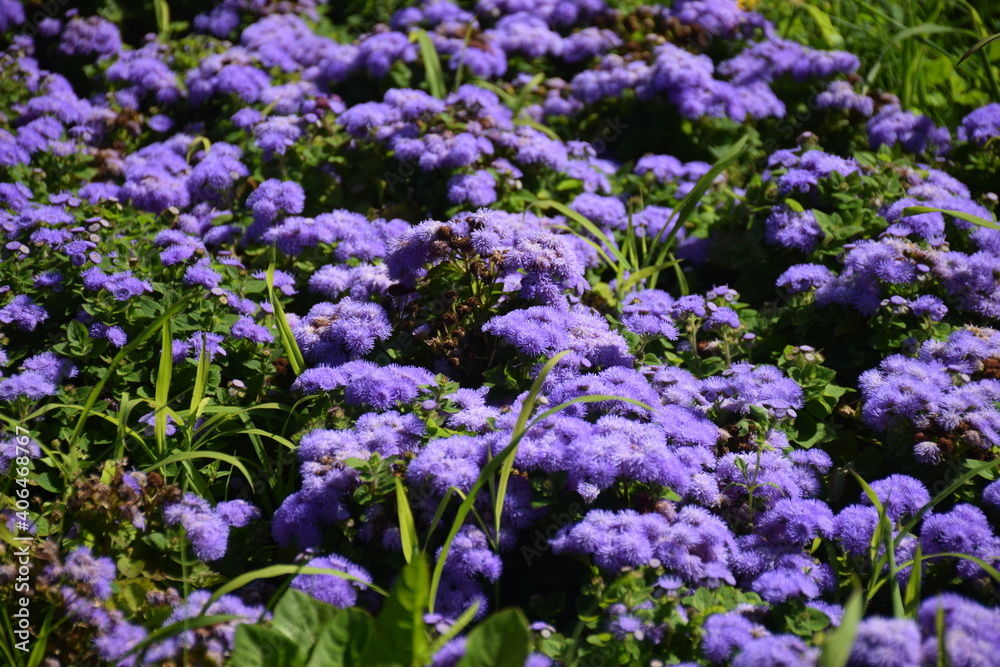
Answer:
414, 29, 446, 99
904, 543, 923, 618
958, 30, 1000, 66
821, 585, 862, 667
205, 564, 388, 609
536, 199, 628, 269
423, 488, 457, 552
124, 615, 240, 661
901, 205, 1000, 231
494, 351, 570, 543
512, 72, 545, 117
188, 338, 211, 423
649, 133, 750, 268
428, 598, 481, 655
154, 320, 174, 455
266, 253, 306, 375
619, 259, 680, 298
896, 457, 1000, 548
153, 0, 170, 37
395, 478, 419, 564
142, 450, 256, 493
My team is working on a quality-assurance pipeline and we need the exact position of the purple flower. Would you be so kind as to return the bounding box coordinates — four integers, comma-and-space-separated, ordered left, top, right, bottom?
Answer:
920, 504, 999, 579
764, 205, 823, 252
848, 617, 921, 667
958, 103, 1000, 145
621, 290, 680, 339
408, 434, 487, 497
144, 590, 266, 664
89, 322, 128, 348
816, 80, 874, 116
701, 612, 761, 662
758, 498, 835, 545
254, 116, 302, 159
59, 16, 122, 58
292, 361, 435, 410
917, 594, 1000, 665
446, 387, 501, 433
860, 475, 930, 521
183, 258, 222, 290
231, 317, 273, 344
447, 171, 497, 207
294, 299, 392, 365
731, 634, 819, 667
868, 105, 951, 155
483, 306, 633, 370
62, 546, 117, 599
290, 553, 371, 608
162, 493, 253, 562
0, 295, 48, 331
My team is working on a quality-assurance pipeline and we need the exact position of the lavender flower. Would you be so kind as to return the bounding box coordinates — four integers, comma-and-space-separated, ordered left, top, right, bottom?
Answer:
290, 553, 372, 608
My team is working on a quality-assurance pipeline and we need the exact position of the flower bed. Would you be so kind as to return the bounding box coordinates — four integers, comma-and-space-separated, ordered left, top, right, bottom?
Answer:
3, 0, 1000, 665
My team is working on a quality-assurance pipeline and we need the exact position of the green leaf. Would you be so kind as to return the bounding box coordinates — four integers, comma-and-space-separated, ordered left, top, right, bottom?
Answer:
153, 0, 171, 38
142, 450, 255, 493
66, 320, 90, 348
395, 478, 419, 564
957, 30, 1000, 66
154, 320, 174, 454
901, 206, 1000, 231
267, 251, 306, 375
308, 608, 374, 667
272, 589, 341, 657
494, 351, 570, 544
821, 587, 862, 667
802, 4, 844, 48
362, 553, 430, 667
230, 625, 304, 667
457, 609, 531, 667
413, 29, 446, 99
648, 133, 751, 279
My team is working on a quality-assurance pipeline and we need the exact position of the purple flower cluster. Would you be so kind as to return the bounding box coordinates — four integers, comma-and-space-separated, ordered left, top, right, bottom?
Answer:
858, 328, 1000, 460
551, 507, 736, 585
163, 493, 259, 561
868, 104, 951, 155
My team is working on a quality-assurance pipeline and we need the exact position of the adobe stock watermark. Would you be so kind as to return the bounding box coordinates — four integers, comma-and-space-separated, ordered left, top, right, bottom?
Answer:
520, 502, 583, 566
8, 425, 36, 653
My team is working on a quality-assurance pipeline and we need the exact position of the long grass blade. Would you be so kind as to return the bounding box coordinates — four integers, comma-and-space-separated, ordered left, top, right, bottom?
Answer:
494, 351, 570, 543
414, 29, 446, 99
142, 450, 256, 493
958, 30, 1000, 66
536, 199, 628, 268
205, 564, 388, 609
395, 478, 419, 564
154, 321, 173, 455
901, 205, 1000, 231
188, 339, 211, 422
821, 586, 862, 667
650, 134, 750, 267
266, 253, 306, 375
